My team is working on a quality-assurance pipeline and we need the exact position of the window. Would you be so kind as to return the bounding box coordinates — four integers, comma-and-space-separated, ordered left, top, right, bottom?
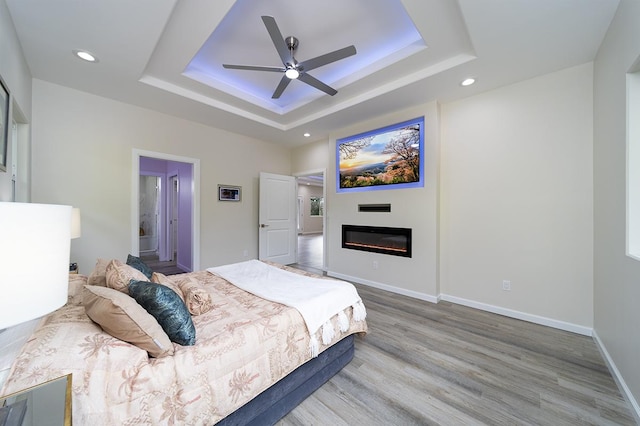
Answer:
627, 60, 640, 260
310, 197, 323, 216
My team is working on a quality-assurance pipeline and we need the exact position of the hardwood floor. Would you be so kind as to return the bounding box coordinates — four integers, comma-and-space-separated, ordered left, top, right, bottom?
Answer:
140, 253, 186, 275
294, 233, 324, 275
281, 249, 636, 424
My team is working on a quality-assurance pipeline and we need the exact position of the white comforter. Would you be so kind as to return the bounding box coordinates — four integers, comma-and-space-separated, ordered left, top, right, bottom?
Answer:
208, 260, 366, 355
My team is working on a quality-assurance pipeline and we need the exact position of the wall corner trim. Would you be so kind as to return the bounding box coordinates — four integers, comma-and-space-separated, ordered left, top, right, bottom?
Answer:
592, 330, 640, 423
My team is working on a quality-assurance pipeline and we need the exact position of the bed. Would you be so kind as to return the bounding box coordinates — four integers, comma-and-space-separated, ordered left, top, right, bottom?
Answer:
0, 259, 367, 425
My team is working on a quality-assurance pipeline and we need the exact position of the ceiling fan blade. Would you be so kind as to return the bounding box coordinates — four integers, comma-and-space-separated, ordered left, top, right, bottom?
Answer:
299, 45, 356, 72
298, 73, 338, 96
272, 75, 292, 99
261, 16, 292, 65
223, 64, 284, 72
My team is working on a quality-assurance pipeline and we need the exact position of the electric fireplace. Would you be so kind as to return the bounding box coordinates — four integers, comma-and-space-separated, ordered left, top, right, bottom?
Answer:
342, 225, 412, 257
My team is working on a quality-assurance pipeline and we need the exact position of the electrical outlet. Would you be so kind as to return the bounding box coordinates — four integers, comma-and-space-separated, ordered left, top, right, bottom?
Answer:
243, 249, 248, 257
502, 280, 511, 291
372, 261, 379, 270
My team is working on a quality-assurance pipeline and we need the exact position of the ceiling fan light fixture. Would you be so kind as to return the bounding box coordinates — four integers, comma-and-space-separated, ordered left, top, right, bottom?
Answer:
285, 67, 299, 79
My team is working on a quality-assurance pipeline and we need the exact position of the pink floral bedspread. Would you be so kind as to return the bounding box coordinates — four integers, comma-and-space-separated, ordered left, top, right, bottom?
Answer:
1, 269, 367, 425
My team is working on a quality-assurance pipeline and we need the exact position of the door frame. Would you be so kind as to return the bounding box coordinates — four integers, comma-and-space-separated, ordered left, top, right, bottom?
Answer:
293, 168, 326, 270
131, 149, 201, 271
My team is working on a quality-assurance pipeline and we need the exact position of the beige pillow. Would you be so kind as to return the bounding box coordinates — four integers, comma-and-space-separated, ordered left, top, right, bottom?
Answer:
87, 258, 109, 287
105, 259, 148, 293
175, 276, 213, 316
151, 272, 185, 302
83, 285, 174, 358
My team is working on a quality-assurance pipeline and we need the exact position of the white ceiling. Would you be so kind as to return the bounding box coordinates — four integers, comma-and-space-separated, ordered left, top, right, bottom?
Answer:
5, 0, 619, 148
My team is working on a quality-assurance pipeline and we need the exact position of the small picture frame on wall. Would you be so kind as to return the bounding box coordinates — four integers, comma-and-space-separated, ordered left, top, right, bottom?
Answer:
0, 77, 9, 173
218, 185, 241, 202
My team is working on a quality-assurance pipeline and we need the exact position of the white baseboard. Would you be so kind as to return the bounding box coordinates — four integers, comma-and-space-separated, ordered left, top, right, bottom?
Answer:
592, 330, 640, 423
327, 271, 440, 304
440, 294, 593, 336
328, 271, 592, 336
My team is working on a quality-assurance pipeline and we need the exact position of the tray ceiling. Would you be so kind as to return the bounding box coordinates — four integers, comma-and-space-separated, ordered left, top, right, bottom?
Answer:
6, 0, 619, 146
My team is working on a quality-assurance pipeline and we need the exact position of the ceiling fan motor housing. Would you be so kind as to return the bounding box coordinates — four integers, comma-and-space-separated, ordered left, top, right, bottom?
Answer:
285, 36, 299, 51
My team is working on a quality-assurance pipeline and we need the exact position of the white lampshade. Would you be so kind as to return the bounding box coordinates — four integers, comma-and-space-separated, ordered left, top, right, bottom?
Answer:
0, 202, 72, 330
71, 208, 82, 239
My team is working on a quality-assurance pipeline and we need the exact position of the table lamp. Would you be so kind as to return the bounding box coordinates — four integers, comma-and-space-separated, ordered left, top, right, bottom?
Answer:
71, 208, 81, 239
0, 202, 72, 330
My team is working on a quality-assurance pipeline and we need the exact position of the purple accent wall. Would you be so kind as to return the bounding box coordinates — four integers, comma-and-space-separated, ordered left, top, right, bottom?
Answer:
140, 156, 193, 271
140, 156, 168, 173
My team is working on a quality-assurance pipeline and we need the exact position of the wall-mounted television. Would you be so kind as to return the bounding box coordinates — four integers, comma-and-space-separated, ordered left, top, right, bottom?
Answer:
336, 116, 424, 193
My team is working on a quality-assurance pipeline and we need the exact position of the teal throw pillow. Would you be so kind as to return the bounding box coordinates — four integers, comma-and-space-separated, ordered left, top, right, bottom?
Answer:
128, 280, 196, 346
127, 254, 153, 279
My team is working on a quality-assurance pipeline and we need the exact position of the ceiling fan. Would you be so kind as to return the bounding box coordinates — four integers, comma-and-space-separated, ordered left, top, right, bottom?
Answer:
223, 16, 357, 99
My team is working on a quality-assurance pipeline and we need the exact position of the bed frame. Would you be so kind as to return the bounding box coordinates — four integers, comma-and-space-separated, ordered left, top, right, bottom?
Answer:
218, 335, 355, 425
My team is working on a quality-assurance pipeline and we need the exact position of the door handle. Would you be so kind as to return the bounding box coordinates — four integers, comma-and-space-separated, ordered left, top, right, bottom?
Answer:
260, 224, 269, 228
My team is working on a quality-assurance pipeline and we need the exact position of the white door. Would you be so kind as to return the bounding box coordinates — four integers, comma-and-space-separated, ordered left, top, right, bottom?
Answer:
259, 172, 297, 264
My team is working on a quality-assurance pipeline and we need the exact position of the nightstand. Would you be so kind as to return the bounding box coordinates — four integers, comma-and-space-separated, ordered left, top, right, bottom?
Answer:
0, 374, 71, 425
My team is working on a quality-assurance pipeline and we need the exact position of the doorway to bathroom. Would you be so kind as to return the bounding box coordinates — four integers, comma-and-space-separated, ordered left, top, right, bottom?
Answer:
133, 149, 200, 274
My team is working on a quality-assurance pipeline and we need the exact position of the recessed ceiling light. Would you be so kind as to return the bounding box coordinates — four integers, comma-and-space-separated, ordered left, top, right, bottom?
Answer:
73, 50, 99, 63
303, 133, 311, 138
461, 78, 476, 86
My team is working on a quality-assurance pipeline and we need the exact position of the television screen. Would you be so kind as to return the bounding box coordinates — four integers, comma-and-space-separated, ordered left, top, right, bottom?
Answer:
336, 116, 424, 193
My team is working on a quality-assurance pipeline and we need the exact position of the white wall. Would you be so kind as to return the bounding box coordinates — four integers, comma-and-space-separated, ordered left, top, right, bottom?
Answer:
0, 0, 32, 201
30, 80, 291, 273
309, 65, 594, 331
593, 0, 640, 415
326, 102, 440, 300
440, 63, 594, 331
291, 138, 329, 174
0, 0, 37, 391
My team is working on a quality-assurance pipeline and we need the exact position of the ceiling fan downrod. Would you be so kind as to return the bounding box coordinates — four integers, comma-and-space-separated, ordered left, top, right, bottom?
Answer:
284, 36, 300, 79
